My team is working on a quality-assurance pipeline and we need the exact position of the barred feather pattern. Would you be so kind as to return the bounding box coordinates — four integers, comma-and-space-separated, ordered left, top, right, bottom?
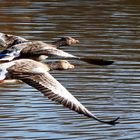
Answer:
12, 72, 95, 115
11, 71, 119, 125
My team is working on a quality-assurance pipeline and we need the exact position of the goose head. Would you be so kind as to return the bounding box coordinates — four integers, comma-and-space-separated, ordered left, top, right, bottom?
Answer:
47, 60, 75, 70
52, 36, 79, 47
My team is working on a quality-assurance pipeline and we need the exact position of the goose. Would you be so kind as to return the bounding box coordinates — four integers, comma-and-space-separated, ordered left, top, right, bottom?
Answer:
0, 59, 119, 125
0, 32, 79, 49
0, 40, 114, 66
0, 59, 74, 84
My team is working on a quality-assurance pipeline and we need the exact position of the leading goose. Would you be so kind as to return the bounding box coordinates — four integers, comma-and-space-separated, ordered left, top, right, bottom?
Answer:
0, 59, 119, 125
0, 40, 114, 66
0, 32, 79, 49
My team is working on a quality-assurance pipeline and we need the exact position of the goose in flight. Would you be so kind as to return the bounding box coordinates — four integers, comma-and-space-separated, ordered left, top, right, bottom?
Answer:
0, 59, 119, 125
0, 32, 79, 49
0, 40, 114, 66
0, 59, 74, 84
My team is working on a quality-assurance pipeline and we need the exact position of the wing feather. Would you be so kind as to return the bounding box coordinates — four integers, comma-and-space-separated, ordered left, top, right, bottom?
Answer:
21, 47, 76, 58
8, 70, 119, 125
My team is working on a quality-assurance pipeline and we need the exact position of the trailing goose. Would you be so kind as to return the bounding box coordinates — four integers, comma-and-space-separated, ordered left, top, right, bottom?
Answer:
0, 59, 119, 125
0, 59, 74, 84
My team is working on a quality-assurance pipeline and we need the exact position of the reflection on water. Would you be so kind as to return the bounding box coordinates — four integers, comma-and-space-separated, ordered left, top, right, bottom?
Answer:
0, 0, 140, 139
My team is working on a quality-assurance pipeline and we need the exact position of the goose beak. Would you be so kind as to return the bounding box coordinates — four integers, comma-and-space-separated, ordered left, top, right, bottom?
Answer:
69, 64, 75, 69
75, 39, 79, 44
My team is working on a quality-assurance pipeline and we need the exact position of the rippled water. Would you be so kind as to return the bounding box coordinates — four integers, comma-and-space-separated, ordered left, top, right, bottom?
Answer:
0, 0, 140, 139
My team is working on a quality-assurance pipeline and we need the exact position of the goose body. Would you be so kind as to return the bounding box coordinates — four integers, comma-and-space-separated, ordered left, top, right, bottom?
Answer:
0, 59, 119, 125
0, 32, 79, 49
0, 60, 74, 84
0, 41, 76, 62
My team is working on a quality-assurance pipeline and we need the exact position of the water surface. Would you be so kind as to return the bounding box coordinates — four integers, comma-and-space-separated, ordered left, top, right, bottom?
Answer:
0, 0, 140, 139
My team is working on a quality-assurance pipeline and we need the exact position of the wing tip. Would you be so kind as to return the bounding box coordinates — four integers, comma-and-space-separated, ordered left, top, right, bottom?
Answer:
106, 117, 120, 125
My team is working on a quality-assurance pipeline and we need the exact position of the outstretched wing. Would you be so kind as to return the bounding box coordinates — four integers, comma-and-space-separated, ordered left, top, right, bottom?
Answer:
0, 40, 114, 65
0, 43, 75, 61
20, 47, 114, 66
8, 69, 119, 125
20, 47, 76, 58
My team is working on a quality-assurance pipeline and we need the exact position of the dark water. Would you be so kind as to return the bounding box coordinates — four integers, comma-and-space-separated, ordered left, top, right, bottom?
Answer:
0, 0, 140, 139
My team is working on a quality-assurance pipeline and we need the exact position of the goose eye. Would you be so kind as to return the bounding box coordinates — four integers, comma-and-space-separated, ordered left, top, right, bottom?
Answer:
64, 61, 68, 64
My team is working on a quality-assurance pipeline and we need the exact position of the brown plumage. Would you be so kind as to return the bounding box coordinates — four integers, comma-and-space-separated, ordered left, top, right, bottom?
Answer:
0, 59, 74, 84
0, 32, 114, 66
52, 36, 79, 47
0, 32, 79, 49
0, 59, 119, 125
0, 33, 28, 49
0, 40, 114, 66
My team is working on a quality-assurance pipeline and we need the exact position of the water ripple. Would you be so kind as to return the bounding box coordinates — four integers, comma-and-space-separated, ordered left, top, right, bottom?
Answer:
0, 0, 140, 139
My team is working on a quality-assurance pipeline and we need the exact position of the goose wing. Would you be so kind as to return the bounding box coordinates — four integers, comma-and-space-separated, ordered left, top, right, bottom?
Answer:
20, 46, 75, 58
0, 40, 114, 65
0, 44, 73, 62
8, 69, 119, 125
20, 47, 114, 66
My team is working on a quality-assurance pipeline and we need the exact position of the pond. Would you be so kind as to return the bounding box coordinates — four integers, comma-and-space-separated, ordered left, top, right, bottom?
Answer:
0, 0, 140, 139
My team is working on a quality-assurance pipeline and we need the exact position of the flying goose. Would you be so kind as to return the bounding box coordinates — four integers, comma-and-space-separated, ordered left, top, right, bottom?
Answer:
0, 59, 74, 84
0, 59, 119, 125
0, 32, 79, 49
0, 40, 114, 66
